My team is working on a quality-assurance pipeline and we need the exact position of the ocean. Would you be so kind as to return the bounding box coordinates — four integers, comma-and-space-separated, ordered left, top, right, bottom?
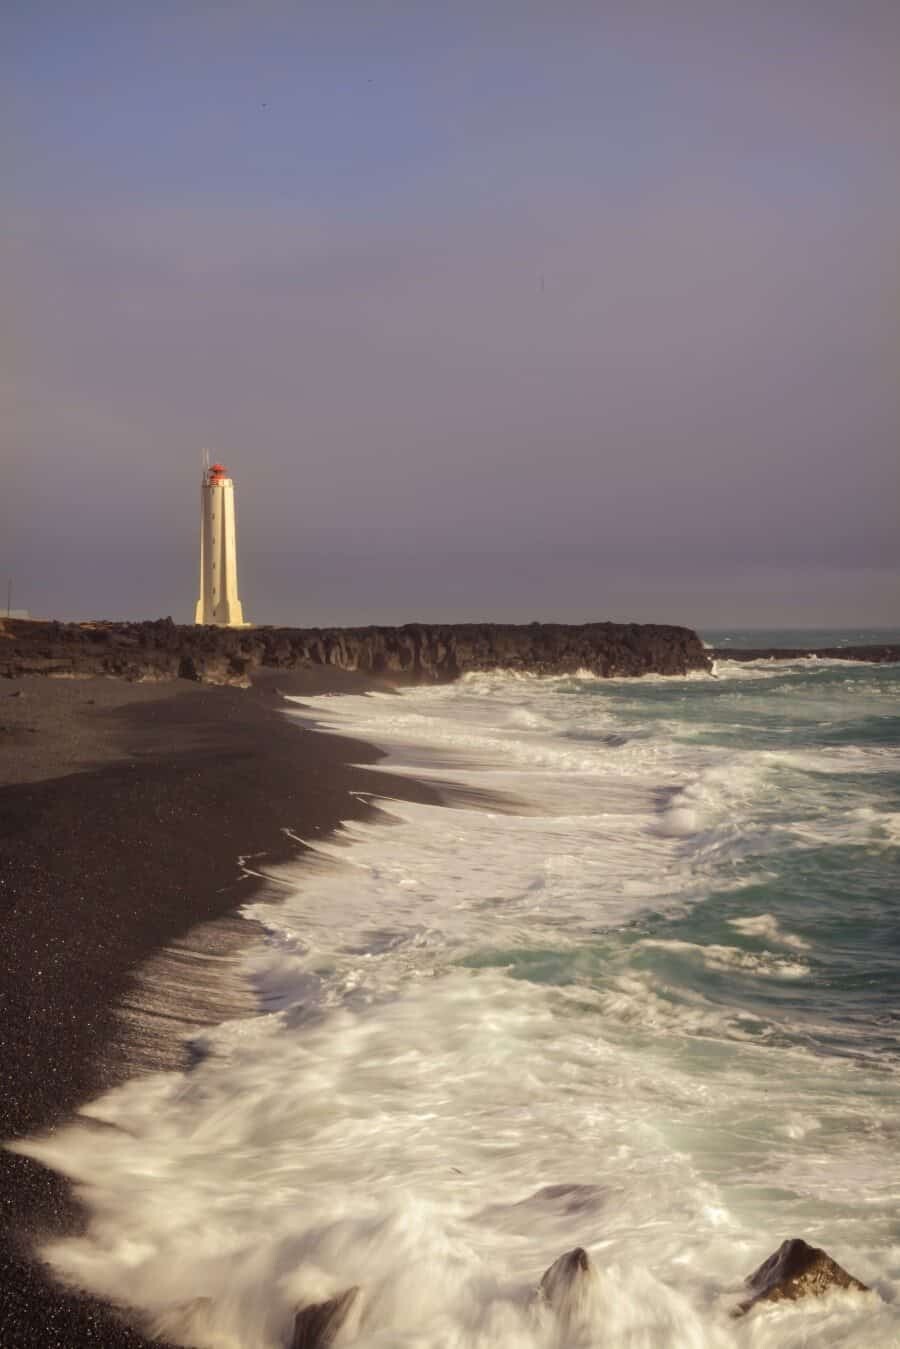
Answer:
18, 632, 900, 1347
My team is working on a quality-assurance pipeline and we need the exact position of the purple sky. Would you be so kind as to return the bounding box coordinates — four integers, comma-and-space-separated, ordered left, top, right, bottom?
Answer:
5, 1, 898, 628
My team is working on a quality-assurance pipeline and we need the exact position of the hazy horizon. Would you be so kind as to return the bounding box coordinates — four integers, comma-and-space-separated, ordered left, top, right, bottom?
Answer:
4, 2, 898, 628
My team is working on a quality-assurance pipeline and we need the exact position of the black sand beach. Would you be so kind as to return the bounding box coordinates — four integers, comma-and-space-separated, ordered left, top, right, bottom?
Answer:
0, 671, 436, 1348
0, 615, 717, 1346
4, 639, 895, 1346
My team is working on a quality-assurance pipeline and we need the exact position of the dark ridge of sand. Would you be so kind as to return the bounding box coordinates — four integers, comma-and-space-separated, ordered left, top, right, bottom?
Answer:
0, 670, 440, 1349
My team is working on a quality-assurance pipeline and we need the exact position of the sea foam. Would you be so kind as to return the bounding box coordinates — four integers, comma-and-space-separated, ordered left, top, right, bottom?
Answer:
13, 662, 900, 1347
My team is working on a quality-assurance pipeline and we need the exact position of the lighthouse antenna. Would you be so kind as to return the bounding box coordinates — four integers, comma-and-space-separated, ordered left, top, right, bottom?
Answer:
201, 447, 211, 480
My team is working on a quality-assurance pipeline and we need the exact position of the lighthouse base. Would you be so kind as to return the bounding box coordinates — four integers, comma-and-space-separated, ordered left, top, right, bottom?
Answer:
193, 601, 250, 628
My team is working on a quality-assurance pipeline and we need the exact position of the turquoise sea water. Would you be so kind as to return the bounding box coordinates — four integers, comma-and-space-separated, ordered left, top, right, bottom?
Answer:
534, 634, 900, 1069
455, 647, 899, 1058
18, 632, 900, 1347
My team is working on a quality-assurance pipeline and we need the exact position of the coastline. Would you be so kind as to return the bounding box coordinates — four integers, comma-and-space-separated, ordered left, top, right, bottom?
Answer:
0, 671, 438, 1348
0, 617, 713, 682
3, 649, 896, 1344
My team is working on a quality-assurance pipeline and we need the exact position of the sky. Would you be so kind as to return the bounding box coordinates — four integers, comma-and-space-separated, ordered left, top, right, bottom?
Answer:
4, 0, 898, 629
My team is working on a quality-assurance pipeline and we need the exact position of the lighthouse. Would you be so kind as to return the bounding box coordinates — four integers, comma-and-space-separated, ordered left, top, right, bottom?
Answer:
194, 457, 248, 627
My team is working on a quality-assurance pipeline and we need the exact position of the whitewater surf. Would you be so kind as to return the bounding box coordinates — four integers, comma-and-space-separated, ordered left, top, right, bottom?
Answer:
15, 642, 900, 1347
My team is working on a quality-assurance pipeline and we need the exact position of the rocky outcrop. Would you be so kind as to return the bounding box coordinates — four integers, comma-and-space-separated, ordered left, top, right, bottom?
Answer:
292, 1287, 361, 1349
711, 645, 900, 665
148, 1238, 875, 1347
736, 1238, 870, 1315
539, 1246, 594, 1306
0, 618, 711, 684
536, 1245, 598, 1339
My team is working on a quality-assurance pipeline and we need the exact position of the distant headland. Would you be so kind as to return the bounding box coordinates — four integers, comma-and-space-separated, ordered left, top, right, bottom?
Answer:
708, 643, 900, 664
3, 618, 711, 682
4, 619, 898, 686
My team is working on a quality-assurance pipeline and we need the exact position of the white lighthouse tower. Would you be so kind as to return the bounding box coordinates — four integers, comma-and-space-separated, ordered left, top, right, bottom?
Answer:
194, 455, 248, 626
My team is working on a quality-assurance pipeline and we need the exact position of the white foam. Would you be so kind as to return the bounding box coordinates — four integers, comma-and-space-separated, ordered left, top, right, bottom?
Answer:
17, 959, 895, 1347
12, 670, 900, 1347
772, 745, 900, 776
728, 915, 811, 951
712, 657, 887, 682
639, 939, 811, 980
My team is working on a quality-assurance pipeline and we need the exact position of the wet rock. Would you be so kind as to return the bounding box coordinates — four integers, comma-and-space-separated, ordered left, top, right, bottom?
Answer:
540, 1246, 592, 1307
291, 1286, 361, 1349
736, 1237, 869, 1314
539, 1246, 596, 1331
0, 618, 712, 683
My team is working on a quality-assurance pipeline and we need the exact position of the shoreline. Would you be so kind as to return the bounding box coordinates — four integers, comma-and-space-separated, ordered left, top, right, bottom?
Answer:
3, 657, 895, 1344
0, 670, 439, 1348
0, 616, 713, 681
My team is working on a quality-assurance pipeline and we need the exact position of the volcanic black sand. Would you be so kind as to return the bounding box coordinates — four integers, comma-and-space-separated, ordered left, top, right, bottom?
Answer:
0, 671, 440, 1348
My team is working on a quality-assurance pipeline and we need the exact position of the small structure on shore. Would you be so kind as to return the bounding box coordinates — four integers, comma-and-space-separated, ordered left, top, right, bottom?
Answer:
194, 455, 249, 627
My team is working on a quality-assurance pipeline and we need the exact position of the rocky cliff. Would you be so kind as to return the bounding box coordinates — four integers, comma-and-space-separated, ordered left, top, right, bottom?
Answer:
0, 618, 711, 684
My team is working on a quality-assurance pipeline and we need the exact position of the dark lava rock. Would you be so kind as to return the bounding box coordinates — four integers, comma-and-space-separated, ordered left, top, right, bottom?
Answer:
737, 1237, 870, 1315
540, 1246, 592, 1306
291, 1287, 361, 1349
177, 653, 200, 681
539, 1245, 595, 1329
0, 618, 711, 684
